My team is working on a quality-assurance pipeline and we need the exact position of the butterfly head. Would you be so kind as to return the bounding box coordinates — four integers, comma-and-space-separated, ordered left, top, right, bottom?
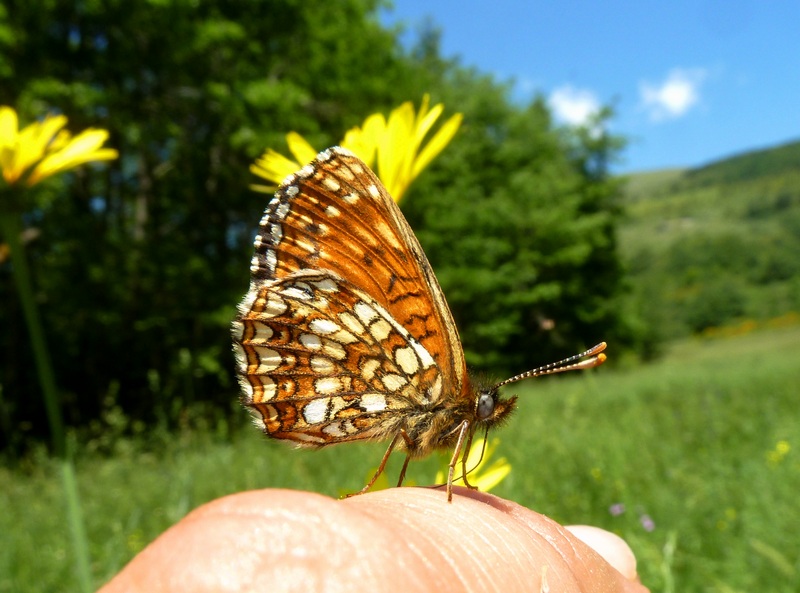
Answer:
474, 385, 518, 428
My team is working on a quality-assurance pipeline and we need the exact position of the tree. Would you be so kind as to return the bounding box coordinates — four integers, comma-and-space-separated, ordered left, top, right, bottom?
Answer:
0, 0, 413, 447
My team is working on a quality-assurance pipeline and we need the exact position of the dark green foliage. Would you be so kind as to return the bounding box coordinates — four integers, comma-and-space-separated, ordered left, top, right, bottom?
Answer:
0, 1, 626, 450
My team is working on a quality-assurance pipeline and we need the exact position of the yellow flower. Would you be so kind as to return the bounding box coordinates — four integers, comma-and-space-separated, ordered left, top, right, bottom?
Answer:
435, 435, 512, 494
766, 439, 791, 467
0, 105, 118, 188
250, 95, 462, 202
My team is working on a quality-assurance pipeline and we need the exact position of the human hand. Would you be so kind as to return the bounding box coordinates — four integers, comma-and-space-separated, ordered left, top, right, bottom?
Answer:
99, 487, 647, 593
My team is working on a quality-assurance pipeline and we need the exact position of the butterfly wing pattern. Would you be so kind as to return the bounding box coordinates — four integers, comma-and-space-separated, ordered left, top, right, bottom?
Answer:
232, 146, 605, 501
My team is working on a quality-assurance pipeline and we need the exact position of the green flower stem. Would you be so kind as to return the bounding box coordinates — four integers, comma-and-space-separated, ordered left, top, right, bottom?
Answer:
0, 208, 93, 593
0, 212, 65, 453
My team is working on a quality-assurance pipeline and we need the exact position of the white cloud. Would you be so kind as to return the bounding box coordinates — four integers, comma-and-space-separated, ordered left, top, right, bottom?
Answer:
548, 85, 601, 126
639, 68, 707, 121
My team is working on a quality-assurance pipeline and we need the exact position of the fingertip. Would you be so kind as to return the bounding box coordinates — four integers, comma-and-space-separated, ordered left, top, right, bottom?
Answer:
565, 525, 639, 582
101, 488, 647, 593
354, 488, 647, 592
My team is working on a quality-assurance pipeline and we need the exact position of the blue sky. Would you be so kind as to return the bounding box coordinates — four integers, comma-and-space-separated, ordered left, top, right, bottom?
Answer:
380, 1, 800, 172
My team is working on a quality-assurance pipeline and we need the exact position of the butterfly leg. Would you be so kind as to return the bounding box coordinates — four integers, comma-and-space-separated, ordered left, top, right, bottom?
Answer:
395, 429, 414, 487
446, 420, 471, 502
348, 431, 402, 497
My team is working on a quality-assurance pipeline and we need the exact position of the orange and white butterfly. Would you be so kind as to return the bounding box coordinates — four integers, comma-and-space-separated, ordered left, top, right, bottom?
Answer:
231, 147, 606, 501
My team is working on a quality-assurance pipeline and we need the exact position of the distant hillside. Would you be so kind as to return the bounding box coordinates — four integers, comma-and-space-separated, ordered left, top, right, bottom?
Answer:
681, 138, 800, 188
617, 139, 800, 350
620, 168, 686, 201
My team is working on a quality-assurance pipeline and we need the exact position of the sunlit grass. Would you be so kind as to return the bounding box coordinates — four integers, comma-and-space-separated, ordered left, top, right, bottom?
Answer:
2, 325, 799, 593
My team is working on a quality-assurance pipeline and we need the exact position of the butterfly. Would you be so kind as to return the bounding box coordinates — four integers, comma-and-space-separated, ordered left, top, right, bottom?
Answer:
231, 146, 606, 501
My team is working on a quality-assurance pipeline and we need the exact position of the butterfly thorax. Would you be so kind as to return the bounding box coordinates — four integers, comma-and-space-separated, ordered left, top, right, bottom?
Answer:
401, 381, 518, 458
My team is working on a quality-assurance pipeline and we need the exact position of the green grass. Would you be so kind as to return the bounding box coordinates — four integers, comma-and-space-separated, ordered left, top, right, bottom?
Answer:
3, 325, 799, 593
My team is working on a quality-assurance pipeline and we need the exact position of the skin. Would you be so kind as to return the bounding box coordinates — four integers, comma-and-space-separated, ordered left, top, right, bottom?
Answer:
99, 487, 649, 593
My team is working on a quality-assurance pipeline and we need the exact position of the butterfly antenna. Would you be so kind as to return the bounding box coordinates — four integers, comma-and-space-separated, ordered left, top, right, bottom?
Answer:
494, 342, 607, 390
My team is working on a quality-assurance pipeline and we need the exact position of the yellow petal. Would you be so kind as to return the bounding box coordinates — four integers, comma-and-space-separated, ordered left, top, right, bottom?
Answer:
0, 107, 18, 182
379, 101, 416, 199
26, 128, 116, 185
0, 106, 19, 147
248, 183, 277, 194
17, 115, 69, 175
27, 148, 118, 186
7, 115, 64, 183
250, 149, 300, 186
471, 458, 512, 492
33, 114, 69, 149
286, 132, 318, 166
413, 101, 444, 149
341, 113, 385, 167
49, 128, 72, 151
434, 435, 511, 494
412, 113, 462, 178
43, 127, 107, 163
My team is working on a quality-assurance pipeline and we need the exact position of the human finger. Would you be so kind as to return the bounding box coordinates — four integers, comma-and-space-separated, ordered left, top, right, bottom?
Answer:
99, 487, 647, 593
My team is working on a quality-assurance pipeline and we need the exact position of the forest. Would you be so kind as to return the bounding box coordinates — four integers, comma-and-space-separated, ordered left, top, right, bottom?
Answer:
0, 0, 626, 447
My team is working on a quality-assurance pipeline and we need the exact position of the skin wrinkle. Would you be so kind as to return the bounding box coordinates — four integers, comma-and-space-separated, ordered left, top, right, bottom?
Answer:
347, 494, 461, 590
466, 497, 570, 592
495, 494, 625, 592
471, 508, 533, 591
217, 491, 396, 590
337, 492, 454, 592
350, 488, 550, 592
381, 536, 430, 593
446, 498, 518, 591
431, 491, 591, 591
426, 503, 495, 593
388, 516, 445, 593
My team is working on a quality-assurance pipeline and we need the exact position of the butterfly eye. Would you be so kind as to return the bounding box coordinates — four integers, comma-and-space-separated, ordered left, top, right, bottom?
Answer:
476, 391, 495, 420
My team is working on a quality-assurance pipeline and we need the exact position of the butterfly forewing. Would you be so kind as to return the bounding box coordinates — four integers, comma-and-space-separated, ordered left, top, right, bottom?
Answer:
234, 147, 469, 447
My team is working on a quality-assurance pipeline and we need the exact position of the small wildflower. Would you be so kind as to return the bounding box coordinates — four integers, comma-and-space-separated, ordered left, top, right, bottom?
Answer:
609, 503, 626, 516
640, 514, 656, 532
766, 439, 790, 467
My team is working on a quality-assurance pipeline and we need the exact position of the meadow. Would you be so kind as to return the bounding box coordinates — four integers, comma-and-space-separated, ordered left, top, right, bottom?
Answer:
2, 324, 798, 593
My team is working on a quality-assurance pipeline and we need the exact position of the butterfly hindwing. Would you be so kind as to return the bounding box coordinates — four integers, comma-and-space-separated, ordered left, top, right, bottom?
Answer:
233, 268, 446, 446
